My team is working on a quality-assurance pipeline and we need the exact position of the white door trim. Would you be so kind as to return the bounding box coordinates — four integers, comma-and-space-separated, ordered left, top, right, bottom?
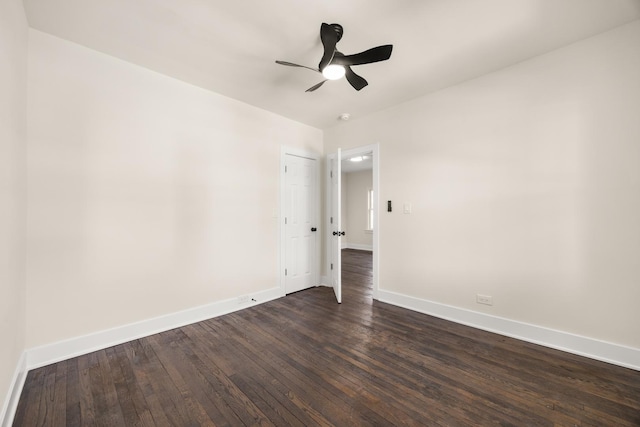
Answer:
326, 143, 380, 300
279, 146, 321, 297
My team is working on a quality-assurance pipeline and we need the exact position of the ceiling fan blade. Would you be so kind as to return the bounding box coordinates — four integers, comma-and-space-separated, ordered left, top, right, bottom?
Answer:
337, 45, 393, 67
305, 80, 328, 92
319, 23, 338, 71
275, 60, 319, 73
344, 67, 368, 91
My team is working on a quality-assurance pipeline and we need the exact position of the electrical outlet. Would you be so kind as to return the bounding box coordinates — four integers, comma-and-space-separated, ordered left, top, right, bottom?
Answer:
476, 294, 493, 306
238, 295, 249, 304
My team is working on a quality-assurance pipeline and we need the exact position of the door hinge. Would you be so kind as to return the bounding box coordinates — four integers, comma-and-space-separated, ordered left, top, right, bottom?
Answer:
330, 170, 333, 178
330, 217, 333, 224
285, 165, 287, 173
284, 217, 287, 225
331, 263, 333, 270
285, 268, 288, 276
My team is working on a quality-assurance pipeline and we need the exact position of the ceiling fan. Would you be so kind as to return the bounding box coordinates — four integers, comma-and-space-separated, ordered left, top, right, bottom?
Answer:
276, 23, 393, 92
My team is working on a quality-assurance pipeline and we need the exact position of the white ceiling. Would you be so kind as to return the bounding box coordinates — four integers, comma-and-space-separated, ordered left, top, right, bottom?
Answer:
23, 0, 640, 129
342, 153, 373, 173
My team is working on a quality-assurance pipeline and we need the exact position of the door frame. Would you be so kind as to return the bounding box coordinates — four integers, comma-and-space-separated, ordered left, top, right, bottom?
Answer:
325, 143, 380, 300
279, 146, 321, 297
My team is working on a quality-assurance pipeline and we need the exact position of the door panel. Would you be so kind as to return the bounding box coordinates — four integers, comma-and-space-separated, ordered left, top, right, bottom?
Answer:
285, 154, 316, 294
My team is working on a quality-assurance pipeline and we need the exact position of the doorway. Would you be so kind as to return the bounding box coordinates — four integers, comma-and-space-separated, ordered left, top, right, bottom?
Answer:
326, 144, 379, 302
341, 149, 375, 300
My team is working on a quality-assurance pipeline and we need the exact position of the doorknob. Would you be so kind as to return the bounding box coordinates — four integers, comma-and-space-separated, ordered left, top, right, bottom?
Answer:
332, 231, 346, 236
311, 227, 317, 232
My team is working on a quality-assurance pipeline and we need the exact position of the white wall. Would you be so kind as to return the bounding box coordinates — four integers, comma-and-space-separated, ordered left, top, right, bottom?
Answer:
345, 170, 373, 250
325, 20, 640, 350
0, 0, 28, 421
26, 30, 322, 348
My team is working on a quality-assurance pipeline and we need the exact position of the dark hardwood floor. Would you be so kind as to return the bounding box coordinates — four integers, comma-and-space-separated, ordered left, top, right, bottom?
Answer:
13, 249, 640, 426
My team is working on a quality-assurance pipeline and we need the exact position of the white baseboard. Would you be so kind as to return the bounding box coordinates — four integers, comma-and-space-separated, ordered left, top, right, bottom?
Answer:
26, 287, 283, 370
1, 352, 27, 427
344, 243, 373, 251
378, 290, 640, 372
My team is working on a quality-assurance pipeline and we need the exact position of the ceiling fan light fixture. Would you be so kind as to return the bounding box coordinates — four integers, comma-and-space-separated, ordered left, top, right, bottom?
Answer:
276, 23, 392, 92
322, 64, 346, 80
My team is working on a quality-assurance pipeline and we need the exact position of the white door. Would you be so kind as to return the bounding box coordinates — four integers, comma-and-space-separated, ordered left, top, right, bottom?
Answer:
328, 149, 342, 303
284, 154, 317, 294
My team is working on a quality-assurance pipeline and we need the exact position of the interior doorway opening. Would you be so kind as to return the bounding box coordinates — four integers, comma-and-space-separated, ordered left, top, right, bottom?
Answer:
326, 143, 379, 303
340, 151, 374, 300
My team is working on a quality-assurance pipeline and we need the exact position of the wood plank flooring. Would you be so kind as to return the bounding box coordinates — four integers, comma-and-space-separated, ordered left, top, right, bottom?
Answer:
13, 249, 640, 426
